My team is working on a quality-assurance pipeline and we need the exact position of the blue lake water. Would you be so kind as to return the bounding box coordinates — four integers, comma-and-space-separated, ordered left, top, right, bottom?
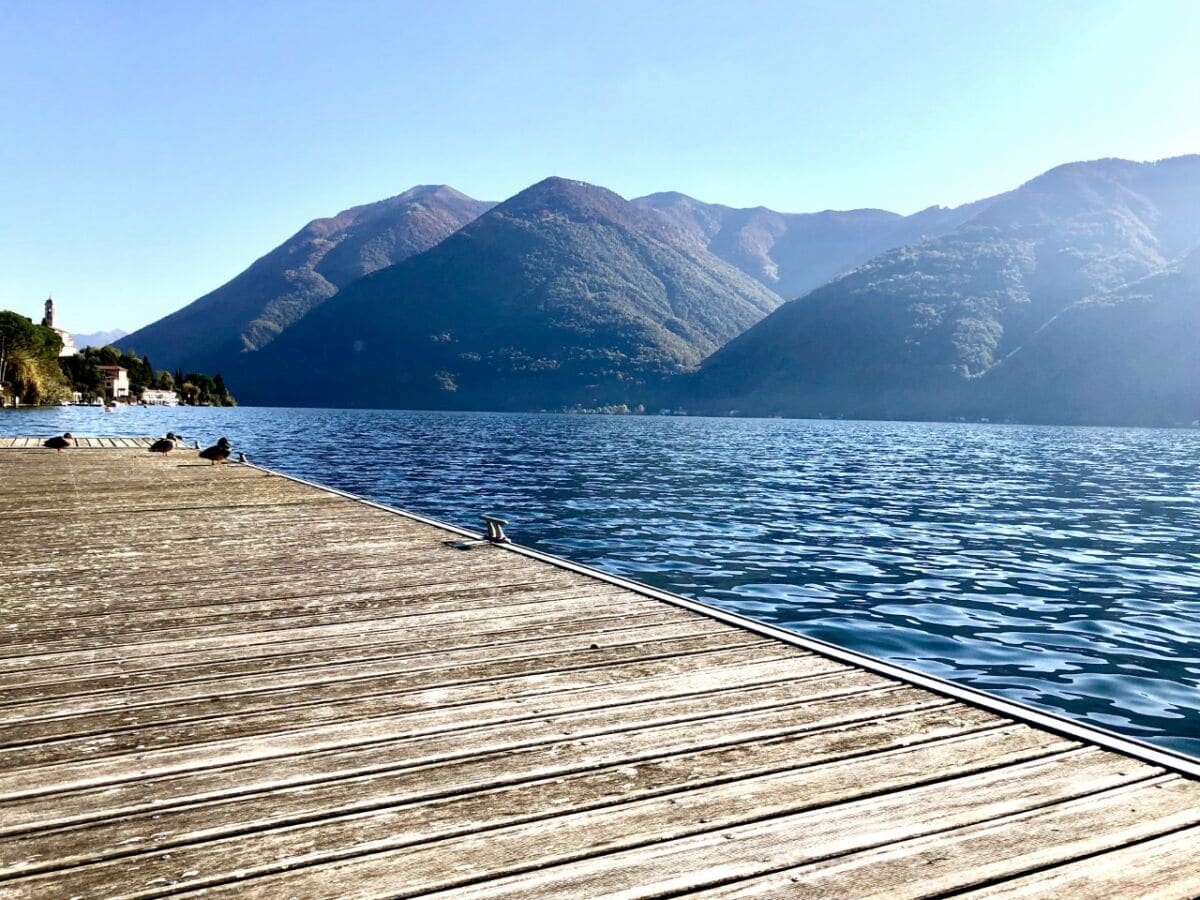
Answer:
5, 406, 1199, 757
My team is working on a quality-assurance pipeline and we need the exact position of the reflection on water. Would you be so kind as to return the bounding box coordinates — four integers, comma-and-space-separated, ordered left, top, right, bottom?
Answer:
6, 405, 1199, 756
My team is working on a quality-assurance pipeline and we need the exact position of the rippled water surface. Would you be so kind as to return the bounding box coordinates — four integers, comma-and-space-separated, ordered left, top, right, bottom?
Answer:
7, 406, 1200, 756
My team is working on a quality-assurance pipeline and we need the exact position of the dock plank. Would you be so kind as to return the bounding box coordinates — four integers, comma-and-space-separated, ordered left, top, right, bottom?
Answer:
0, 443, 1197, 897
0, 655, 820, 794
699, 777, 1200, 899
958, 823, 1200, 899
0, 676, 913, 837
0, 702, 987, 877
0, 725, 1072, 898
0, 637, 784, 756
167, 750, 1154, 899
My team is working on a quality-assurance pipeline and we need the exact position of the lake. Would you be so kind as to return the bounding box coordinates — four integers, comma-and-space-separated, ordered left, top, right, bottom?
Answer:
5, 405, 1199, 757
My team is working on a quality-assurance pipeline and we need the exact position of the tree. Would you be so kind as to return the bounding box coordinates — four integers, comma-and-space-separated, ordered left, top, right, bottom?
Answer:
0, 311, 38, 387
0, 311, 69, 404
95, 345, 121, 366
60, 355, 105, 401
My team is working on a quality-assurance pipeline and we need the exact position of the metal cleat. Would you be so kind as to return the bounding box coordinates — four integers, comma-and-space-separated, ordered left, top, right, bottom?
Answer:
482, 515, 510, 544
445, 515, 511, 550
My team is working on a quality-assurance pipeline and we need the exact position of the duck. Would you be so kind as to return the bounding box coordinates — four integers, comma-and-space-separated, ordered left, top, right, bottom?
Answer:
43, 432, 73, 452
149, 432, 180, 456
199, 437, 233, 465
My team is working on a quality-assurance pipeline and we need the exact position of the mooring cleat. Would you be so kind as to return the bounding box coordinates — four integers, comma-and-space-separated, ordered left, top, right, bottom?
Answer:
482, 515, 510, 543
445, 515, 511, 550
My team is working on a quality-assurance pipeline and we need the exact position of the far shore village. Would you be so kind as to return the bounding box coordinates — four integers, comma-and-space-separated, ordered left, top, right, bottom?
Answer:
1, 298, 177, 407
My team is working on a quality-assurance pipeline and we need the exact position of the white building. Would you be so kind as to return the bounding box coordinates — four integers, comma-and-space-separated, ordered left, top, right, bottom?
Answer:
96, 365, 130, 400
40, 298, 77, 357
141, 388, 179, 406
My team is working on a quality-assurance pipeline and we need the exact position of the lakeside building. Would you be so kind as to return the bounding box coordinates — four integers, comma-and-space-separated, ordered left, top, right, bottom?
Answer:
40, 298, 78, 358
96, 365, 130, 400
141, 388, 179, 406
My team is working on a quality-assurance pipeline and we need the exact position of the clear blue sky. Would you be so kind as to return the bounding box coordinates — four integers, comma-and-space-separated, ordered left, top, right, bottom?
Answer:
1, 0, 1197, 333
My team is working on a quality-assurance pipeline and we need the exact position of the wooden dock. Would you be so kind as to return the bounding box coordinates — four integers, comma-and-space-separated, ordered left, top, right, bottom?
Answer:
1, 439, 1198, 898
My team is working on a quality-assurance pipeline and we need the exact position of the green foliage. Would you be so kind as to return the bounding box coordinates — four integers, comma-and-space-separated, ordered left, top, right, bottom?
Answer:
57, 346, 235, 405
65, 345, 154, 400
93, 345, 121, 366
180, 372, 236, 406
59, 354, 105, 402
0, 311, 70, 405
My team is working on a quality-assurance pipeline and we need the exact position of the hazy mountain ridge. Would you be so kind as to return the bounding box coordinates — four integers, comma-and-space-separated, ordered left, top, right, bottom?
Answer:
678, 155, 1200, 423
969, 244, 1200, 425
633, 191, 993, 300
72, 328, 128, 348
116, 185, 494, 371
231, 177, 783, 409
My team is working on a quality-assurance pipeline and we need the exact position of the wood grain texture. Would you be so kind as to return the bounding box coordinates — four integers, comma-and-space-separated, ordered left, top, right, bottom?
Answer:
0, 443, 1197, 898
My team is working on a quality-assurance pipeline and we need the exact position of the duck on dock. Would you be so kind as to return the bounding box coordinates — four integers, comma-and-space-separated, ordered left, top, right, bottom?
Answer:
199, 437, 232, 465
43, 433, 73, 453
148, 432, 181, 456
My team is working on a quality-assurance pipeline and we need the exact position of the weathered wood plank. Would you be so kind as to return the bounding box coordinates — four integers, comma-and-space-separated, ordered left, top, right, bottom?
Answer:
0, 702, 988, 878
957, 823, 1200, 899
172, 750, 1156, 899
0, 580, 640, 651
26, 660, 842, 786
0, 654, 827, 796
0, 725, 1074, 897
0, 633, 775, 749
0, 569, 611, 634
0, 674, 906, 837
700, 777, 1200, 899
0, 605, 687, 680
0, 616, 723, 700
0, 582, 646, 659
0, 604, 684, 688
1, 441, 1197, 898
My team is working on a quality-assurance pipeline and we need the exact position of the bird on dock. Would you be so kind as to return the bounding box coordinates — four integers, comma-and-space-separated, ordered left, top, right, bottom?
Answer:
199, 437, 233, 465
148, 432, 180, 456
43, 433, 73, 452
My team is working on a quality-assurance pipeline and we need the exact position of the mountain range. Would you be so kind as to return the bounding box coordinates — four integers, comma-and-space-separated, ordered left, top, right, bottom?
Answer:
231, 178, 782, 409
679, 156, 1200, 424
118, 155, 1200, 425
971, 245, 1200, 425
633, 192, 990, 300
117, 185, 493, 372
73, 328, 128, 348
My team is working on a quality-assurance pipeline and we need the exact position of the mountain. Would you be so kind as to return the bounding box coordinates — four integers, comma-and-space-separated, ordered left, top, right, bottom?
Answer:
232, 177, 783, 410
971, 246, 1200, 425
633, 192, 990, 300
677, 155, 1200, 423
72, 328, 128, 348
116, 186, 494, 372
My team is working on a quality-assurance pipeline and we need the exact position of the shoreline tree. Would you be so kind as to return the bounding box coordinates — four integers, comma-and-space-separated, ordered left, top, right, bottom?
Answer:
0, 311, 70, 405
